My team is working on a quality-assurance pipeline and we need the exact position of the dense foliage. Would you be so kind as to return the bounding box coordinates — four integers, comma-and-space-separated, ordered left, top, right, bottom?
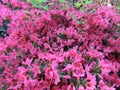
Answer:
0, 0, 120, 90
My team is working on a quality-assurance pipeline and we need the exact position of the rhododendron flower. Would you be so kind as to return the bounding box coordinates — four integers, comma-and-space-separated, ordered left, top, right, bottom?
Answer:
7, 86, 18, 90
15, 72, 27, 85
63, 75, 71, 79
52, 86, 61, 90
45, 67, 53, 80
96, 6, 116, 18
38, 80, 51, 90
0, 18, 2, 26
63, 64, 72, 71
5, 37, 18, 48
98, 80, 115, 90
2, 0, 8, 4
99, 60, 113, 74
22, 58, 32, 67
0, 7, 12, 19
30, 33, 38, 42
0, 42, 6, 52
44, 66, 60, 85
67, 85, 75, 90
78, 86, 84, 90
53, 70, 60, 85
10, 0, 21, 7
87, 49, 104, 59
0, 1, 120, 89
86, 73, 96, 90
31, 64, 40, 77
24, 79, 31, 89
44, 43, 50, 49
12, 10, 27, 21
72, 60, 85, 79
17, 66, 27, 74
73, 67, 85, 79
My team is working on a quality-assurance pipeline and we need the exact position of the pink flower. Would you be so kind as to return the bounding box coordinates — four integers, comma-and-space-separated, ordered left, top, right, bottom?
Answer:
0, 7, 12, 19
44, 43, 50, 49
30, 33, 38, 42
99, 59, 113, 74
15, 72, 27, 86
0, 18, 2, 26
0, 42, 6, 52
86, 73, 96, 90
61, 85, 68, 90
31, 64, 40, 77
39, 80, 51, 90
2, 0, 8, 4
52, 86, 61, 90
12, 10, 26, 21
63, 75, 71, 79
72, 61, 85, 79
78, 86, 84, 90
98, 80, 115, 90
45, 67, 53, 80
44, 66, 60, 85
67, 85, 75, 90
0, 3, 120, 89
10, 0, 22, 7
73, 67, 85, 79
17, 66, 27, 74
87, 49, 104, 59
22, 58, 32, 67
53, 70, 60, 85
63, 64, 72, 71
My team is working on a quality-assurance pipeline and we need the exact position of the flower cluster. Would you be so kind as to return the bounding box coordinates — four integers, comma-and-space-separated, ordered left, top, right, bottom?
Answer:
0, 0, 120, 90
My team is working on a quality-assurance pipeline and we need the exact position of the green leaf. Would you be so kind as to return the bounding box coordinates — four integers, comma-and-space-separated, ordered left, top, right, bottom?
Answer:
74, 2, 81, 8
29, 0, 36, 5
80, 6, 85, 11
37, 0, 43, 3
39, 62, 46, 71
0, 26, 6, 32
0, 67, 4, 74
28, 0, 49, 10
42, 0, 48, 2
76, 85, 79, 90
32, 42, 38, 48
117, 5, 120, 9
26, 0, 30, 2
37, 0, 48, 3
58, 33, 68, 40
60, 0, 65, 3
41, 5, 49, 10
83, 0, 91, 5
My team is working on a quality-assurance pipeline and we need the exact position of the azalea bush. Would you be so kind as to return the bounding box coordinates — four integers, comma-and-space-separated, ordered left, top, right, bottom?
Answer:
0, 0, 120, 90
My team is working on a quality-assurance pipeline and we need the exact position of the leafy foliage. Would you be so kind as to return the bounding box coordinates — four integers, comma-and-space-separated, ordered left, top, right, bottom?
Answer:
27, 0, 49, 10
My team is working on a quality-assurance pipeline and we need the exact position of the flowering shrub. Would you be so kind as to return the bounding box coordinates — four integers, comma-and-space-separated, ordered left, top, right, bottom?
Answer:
0, 0, 120, 90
